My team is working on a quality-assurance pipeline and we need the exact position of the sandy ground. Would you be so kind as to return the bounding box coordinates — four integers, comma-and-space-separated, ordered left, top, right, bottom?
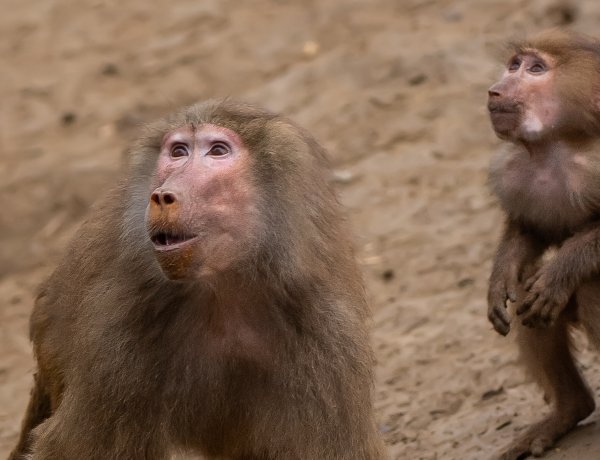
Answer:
3, 0, 600, 459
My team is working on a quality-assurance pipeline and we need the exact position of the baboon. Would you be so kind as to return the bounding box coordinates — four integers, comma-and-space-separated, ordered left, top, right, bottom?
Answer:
10, 100, 385, 460
487, 29, 600, 459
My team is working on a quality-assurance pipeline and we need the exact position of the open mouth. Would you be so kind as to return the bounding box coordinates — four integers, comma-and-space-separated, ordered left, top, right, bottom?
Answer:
150, 230, 197, 251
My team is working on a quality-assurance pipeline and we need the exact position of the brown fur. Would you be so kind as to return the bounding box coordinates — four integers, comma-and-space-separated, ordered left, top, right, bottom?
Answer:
9, 100, 385, 460
487, 30, 600, 459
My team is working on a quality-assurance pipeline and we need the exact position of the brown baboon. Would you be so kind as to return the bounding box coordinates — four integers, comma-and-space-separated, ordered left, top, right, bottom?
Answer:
487, 29, 600, 459
10, 100, 385, 460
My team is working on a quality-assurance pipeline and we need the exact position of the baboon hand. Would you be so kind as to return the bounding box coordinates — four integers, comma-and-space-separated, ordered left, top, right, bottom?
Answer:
517, 266, 571, 328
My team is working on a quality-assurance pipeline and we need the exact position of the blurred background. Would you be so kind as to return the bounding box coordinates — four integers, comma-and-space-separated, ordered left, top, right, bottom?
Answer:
3, 0, 600, 458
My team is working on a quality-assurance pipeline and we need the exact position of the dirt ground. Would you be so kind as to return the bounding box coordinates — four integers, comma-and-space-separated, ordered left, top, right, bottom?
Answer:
4, 0, 600, 459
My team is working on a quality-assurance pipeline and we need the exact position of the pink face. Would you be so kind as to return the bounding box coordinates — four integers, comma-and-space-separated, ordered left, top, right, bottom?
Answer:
145, 124, 261, 280
488, 50, 561, 142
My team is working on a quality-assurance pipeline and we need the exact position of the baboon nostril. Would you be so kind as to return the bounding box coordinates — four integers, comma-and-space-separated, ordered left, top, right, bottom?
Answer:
163, 192, 176, 205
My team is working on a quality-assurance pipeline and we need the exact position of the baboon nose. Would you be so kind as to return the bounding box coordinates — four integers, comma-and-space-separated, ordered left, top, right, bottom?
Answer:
150, 189, 178, 208
488, 85, 502, 98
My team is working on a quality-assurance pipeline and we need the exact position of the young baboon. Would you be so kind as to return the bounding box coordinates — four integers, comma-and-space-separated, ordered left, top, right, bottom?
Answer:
10, 100, 385, 460
487, 29, 600, 459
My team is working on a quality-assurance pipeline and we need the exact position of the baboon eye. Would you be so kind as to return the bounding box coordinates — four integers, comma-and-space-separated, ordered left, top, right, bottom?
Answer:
529, 62, 546, 73
508, 57, 521, 71
208, 142, 230, 157
171, 144, 189, 158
